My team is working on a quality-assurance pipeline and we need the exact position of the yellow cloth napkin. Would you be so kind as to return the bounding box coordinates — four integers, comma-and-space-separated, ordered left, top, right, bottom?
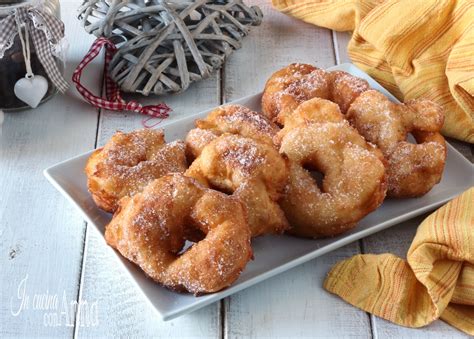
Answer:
272, 0, 474, 143
324, 187, 474, 335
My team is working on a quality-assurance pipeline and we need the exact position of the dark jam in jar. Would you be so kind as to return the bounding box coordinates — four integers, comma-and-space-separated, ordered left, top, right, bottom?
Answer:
0, 0, 62, 111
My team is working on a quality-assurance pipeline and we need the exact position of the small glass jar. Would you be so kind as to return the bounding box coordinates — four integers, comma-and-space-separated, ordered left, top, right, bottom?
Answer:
0, 0, 63, 111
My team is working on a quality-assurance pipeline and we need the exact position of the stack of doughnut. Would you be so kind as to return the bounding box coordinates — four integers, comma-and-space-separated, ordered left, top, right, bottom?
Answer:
85, 63, 446, 295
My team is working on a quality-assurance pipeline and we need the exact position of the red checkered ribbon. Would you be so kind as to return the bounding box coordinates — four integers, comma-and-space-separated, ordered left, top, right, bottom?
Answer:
72, 37, 170, 123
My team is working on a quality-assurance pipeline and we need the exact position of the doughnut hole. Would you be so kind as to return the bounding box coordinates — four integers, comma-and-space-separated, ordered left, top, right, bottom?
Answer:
406, 133, 417, 144
308, 166, 325, 190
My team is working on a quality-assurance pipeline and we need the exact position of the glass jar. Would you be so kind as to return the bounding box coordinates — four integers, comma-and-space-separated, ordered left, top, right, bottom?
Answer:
0, 0, 63, 111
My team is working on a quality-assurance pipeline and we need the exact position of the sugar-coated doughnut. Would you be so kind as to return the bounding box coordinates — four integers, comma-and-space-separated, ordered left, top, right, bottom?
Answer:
186, 134, 289, 237
346, 90, 446, 197
105, 174, 252, 294
85, 129, 187, 212
186, 104, 279, 160
277, 98, 387, 238
262, 63, 369, 125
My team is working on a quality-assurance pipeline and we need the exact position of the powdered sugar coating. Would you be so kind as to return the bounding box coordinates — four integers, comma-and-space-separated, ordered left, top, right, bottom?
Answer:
346, 90, 446, 197
105, 174, 252, 295
85, 129, 188, 212
275, 97, 344, 145
261, 63, 370, 125
329, 71, 370, 113
262, 63, 330, 125
186, 134, 289, 237
185, 128, 218, 160
186, 104, 280, 159
278, 98, 387, 238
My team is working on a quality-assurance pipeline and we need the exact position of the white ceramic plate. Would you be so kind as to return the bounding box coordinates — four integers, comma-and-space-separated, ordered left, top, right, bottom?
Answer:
44, 63, 473, 321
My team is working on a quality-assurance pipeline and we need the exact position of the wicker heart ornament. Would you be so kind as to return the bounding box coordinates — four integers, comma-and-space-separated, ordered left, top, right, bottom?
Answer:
78, 0, 262, 96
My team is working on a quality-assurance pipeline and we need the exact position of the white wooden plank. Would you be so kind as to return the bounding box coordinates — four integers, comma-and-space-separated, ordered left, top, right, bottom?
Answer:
332, 31, 351, 66
225, 242, 371, 338
76, 25, 223, 339
224, 1, 337, 102
224, 2, 371, 337
96, 72, 220, 145
333, 30, 472, 338
0, 1, 101, 336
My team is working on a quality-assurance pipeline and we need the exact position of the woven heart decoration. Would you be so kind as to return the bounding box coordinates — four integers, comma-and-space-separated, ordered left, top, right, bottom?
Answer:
78, 0, 262, 96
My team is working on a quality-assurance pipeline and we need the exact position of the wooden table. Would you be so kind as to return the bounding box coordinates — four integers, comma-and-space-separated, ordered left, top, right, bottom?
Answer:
1, 1, 472, 337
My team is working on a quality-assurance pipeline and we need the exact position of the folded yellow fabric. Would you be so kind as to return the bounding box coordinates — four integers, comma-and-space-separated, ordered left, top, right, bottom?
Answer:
324, 187, 474, 335
272, 0, 474, 143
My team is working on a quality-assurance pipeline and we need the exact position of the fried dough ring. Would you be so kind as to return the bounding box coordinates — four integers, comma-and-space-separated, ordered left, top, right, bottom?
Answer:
277, 98, 387, 238
105, 174, 252, 295
328, 70, 370, 114
261, 63, 369, 125
186, 104, 279, 160
274, 97, 344, 145
186, 134, 289, 237
262, 63, 330, 125
85, 129, 187, 212
346, 90, 446, 197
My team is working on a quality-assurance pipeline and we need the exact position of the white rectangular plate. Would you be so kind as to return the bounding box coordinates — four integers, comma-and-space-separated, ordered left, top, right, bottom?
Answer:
44, 63, 473, 321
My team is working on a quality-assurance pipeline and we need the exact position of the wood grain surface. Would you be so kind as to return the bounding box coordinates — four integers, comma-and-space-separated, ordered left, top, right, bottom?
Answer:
0, 2, 101, 336
1, 1, 472, 338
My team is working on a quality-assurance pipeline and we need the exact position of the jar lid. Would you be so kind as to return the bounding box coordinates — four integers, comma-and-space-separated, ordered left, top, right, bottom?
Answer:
0, 0, 59, 17
0, 0, 31, 6
0, 0, 31, 13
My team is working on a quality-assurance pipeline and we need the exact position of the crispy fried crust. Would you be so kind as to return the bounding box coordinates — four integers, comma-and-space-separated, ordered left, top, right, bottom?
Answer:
262, 63, 330, 125
274, 97, 344, 145
346, 90, 446, 198
328, 70, 370, 114
105, 174, 252, 294
278, 98, 387, 238
185, 134, 289, 237
261, 63, 369, 125
185, 104, 280, 160
85, 129, 187, 212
